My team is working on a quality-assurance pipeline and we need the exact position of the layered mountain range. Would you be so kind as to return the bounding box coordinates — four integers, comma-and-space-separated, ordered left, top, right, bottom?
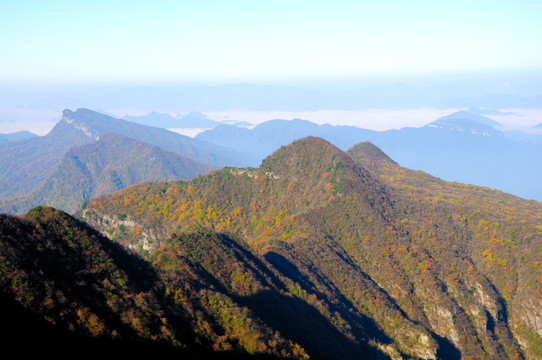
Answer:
0, 109, 255, 214
196, 111, 542, 201
0, 108, 252, 198
2, 108, 541, 217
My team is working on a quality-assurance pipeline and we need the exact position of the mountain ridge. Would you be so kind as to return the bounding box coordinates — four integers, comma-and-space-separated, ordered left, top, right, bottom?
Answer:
0, 108, 253, 204
123, 110, 224, 129
60, 108, 248, 167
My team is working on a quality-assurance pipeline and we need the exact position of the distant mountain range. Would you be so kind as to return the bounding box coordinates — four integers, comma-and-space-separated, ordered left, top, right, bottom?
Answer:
0, 133, 213, 214
2, 108, 541, 219
123, 111, 221, 129
123, 111, 253, 129
57, 109, 247, 167
196, 111, 542, 201
0, 108, 251, 200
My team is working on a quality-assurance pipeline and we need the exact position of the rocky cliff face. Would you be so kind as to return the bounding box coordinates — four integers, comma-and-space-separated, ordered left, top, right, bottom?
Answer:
81, 210, 169, 253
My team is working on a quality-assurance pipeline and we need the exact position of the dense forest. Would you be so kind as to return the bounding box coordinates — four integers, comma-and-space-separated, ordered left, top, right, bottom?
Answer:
2, 137, 542, 359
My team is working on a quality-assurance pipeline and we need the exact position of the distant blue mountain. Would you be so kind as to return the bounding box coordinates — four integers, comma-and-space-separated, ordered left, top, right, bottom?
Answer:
0, 130, 37, 143
197, 111, 542, 201
196, 119, 375, 162
434, 110, 502, 127
0, 108, 253, 199
176, 111, 223, 128
123, 111, 181, 128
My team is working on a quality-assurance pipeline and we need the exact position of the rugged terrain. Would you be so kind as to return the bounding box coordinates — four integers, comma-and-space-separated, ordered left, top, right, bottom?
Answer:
77, 137, 542, 359
1, 137, 541, 358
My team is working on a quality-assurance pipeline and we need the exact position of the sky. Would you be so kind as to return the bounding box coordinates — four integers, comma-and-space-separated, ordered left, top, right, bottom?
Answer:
1, 1, 541, 135
1, 0, 541, 85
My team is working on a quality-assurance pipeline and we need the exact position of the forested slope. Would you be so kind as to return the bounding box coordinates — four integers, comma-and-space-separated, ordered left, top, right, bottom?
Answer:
0, 206, 309, 359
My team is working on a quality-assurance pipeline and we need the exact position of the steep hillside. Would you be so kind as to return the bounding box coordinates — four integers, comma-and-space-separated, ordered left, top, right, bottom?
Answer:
349, 141, 542, 359
80, 137, 542, 359
0, 133, 214, 214
0, 206, 310, 359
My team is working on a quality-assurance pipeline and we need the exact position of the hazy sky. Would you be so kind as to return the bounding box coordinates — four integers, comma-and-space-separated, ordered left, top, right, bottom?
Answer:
1, 0, 541, 85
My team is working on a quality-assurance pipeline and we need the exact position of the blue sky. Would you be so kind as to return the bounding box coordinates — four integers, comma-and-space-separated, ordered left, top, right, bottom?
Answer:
1, 0, 541, 85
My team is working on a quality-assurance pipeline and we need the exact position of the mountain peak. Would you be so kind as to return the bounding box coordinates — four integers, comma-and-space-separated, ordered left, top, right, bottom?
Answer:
347, 141, 398, 172
259, 136, 385, 205
427, 111, 502, 136
62, 108, 109, 123
60, 108, 111, 140
433, 110, 501, 127
261, 136, 346, 172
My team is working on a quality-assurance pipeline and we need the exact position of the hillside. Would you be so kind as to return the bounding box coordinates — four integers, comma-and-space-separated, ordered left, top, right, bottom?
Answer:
80, 136, 542, 359
0, 206, 311, 359
348, 141, 542, 359
0, 108, 249, 200
0, 133, 214, 214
